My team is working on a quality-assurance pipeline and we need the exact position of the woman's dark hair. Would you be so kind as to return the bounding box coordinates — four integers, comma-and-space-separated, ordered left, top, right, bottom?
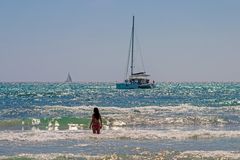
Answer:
93, 107, 101, 120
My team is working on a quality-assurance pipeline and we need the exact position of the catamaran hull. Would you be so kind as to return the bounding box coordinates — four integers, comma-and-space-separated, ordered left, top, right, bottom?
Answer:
116, 83, 155, 89
116, 83, 138, 89
138, 83, 155, 89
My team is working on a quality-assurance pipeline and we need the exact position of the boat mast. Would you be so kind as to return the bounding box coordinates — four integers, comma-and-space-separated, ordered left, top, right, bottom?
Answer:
130, 16, 134, 75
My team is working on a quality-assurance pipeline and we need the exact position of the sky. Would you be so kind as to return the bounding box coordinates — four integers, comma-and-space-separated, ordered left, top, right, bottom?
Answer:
0, 0, 240, 82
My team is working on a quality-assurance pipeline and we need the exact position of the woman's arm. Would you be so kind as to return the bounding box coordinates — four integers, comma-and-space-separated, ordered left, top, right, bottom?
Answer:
100, 116, 103, 128
89, 115, 93, 129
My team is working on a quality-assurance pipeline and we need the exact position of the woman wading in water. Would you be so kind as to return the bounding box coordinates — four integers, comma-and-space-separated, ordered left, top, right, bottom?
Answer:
89, 107, 102, 134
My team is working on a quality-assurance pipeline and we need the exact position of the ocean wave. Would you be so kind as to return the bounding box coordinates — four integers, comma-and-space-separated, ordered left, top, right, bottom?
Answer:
35, 104, 240, 127
42, 104, 240, 111
31, 104, 240, 117
1, 129, 240, 142
0, 117, 90, 131
1, 151, 240, 160
1, 104, 240, 130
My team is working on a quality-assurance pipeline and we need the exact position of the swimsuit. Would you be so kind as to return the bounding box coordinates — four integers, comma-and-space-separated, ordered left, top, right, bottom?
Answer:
92, 116, 101, 130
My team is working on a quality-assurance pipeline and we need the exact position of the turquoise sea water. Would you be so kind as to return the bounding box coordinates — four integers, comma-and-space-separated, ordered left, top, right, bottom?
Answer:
1, 82, 240, 109
0, 82, 240, 159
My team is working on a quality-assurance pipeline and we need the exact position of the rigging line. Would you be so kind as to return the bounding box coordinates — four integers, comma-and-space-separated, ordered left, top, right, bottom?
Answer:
135, 29, 146, 72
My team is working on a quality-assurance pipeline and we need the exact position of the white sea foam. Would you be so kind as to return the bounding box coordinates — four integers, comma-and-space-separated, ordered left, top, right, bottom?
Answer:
1, 129, 240, 142
32, 118, 40, 125
68, 124, 80, 130
177, 151, 240, 159
2, 104, 236, 117
42, 104, 240, 114
0, 151, 240, 160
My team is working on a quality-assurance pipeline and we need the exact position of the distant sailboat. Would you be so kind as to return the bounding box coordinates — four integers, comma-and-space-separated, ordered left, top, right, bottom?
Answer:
65, 72, 72, 83
116, 16, 155, 89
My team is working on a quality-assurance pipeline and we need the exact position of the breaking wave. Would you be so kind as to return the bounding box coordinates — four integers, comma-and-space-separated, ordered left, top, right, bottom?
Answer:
1, 129, 240, 142
1, 104, 240, 131
1, 151, 240, 160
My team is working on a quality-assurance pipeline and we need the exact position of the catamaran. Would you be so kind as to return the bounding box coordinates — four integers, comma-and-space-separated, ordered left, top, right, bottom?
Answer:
116, 16, 155, 89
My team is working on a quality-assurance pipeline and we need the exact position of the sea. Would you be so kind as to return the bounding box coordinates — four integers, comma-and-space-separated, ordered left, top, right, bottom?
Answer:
0, 82, 240, 160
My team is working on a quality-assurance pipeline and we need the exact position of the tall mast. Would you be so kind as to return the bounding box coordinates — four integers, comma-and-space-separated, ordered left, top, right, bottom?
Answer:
130, 16, 134, 75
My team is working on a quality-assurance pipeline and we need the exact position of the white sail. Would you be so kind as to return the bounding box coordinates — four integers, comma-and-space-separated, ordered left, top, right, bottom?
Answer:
65, 72, 72, 83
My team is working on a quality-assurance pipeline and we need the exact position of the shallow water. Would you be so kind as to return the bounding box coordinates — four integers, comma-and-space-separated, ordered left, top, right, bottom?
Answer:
1, 138, 240, 156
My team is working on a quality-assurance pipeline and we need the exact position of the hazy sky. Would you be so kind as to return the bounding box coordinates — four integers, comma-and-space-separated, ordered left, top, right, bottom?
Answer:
0, 0, 240, 82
